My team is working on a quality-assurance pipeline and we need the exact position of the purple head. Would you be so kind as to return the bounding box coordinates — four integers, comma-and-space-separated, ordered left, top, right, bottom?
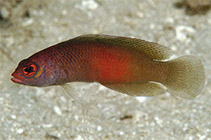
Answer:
11, 52, 67, 87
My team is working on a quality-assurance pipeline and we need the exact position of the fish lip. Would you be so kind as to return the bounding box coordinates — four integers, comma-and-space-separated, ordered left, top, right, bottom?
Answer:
11, 77, 23, 84
11, 75, 24, 84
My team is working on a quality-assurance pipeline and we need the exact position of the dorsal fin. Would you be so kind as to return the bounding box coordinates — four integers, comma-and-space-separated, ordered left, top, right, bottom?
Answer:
72, 34, 173, 60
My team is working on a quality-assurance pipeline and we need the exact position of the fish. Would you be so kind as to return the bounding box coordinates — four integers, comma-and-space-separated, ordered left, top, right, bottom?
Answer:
11, 34, 205, 99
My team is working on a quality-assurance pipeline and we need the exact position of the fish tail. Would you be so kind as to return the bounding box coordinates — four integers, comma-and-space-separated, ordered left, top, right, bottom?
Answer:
163, 55, 205, 98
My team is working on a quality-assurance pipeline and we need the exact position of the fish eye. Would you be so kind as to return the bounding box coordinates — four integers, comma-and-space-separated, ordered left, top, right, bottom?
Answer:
23, 63, 37, 77
24, 66, 34, 73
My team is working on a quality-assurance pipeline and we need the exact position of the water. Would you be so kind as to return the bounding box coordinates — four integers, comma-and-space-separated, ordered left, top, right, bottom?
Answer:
0, 0, 211, 139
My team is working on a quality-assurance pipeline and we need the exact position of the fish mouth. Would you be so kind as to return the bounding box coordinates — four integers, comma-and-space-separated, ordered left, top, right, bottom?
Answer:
11, 73, 24, 84
11, 77, 24, 84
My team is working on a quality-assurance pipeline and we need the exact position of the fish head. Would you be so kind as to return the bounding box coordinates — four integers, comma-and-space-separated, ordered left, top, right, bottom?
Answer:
11, 56, 67, 87
11, 58, 47, 86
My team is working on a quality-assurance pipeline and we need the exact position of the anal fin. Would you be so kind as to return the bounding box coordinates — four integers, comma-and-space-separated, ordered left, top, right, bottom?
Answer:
103, 82, 167, 97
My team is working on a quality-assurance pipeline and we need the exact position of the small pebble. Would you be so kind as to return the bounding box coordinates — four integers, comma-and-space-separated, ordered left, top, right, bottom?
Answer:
136, 96, 148, 103
53, 106, 62, 116
171, 45, 177, 51
0, 7, 10, 20
17, 128, 24, 134
165, 17, 174, 24
119, 131, 124, 135
154, 116, 163, 126
176, 25, 195, 42
62, 10, 67, 15
74, 135, 83, 140
185, 49, 191, 54
81, 0, 98, 10
11, 115, 16, 119
42, 124, 53, 128
22, 18, 34, 26
186, 0, 211, 11
97, 125, 102, 131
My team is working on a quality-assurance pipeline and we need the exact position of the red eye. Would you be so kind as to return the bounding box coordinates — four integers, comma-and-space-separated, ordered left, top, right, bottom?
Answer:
23, 63, 37, 77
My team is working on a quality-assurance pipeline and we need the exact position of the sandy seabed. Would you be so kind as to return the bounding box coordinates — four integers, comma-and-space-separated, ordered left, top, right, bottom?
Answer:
0, 0, 211, 140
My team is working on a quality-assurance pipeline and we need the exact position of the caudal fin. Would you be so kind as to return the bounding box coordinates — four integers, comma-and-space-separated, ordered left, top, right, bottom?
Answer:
164, 56, 205, 98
